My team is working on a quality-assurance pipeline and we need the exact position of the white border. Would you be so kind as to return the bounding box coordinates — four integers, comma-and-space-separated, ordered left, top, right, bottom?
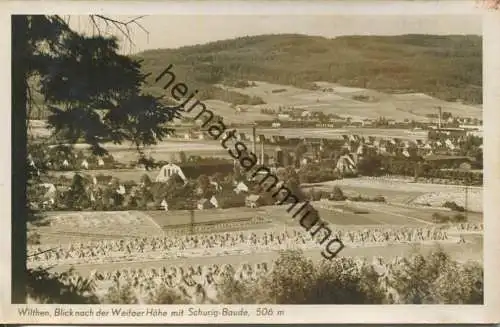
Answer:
1, 0, 499, 324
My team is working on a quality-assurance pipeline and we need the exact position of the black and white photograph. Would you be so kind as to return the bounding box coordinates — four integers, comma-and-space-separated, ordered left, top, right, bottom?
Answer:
4, 0, 500, 324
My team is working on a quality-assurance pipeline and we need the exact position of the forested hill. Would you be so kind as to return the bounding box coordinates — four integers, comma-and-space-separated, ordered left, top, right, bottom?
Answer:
137, 34, 482, 105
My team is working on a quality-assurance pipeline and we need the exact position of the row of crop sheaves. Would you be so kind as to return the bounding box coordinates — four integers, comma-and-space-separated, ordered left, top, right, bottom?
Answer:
162, 215, 272, 236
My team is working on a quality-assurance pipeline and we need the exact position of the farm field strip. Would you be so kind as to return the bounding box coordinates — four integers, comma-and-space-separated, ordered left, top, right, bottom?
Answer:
331, 177, 483, 192
239, 127, 428, 141
351, 202, 432, 225
49, 236, 483, 276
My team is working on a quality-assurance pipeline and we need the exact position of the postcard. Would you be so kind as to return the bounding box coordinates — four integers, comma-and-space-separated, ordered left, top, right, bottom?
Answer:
1, 0, 500, 324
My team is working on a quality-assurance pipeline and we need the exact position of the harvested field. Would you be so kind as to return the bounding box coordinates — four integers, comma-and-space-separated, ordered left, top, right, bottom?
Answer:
148, 207, 271, 227
221, 81, 481, 121
30, 201, 484, 246
51, 235, 483, 276
307, 177, 483, 212
147, 208, 275, 235
411, 190, 482, 212
314, 201, 482, 226
239, 127, 428, 141
29, 211, 163, 245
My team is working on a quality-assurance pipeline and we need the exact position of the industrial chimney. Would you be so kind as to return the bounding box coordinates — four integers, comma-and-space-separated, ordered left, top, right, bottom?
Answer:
438, 106, 442, 130
260, 140, 265, 165
252, 124, 257, 157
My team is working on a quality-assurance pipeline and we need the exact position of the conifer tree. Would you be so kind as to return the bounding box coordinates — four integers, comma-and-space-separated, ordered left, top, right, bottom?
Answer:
13, 15, 181, 303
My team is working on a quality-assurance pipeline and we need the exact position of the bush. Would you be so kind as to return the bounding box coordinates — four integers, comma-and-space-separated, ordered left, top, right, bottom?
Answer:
348, 195, 385, 203
443, 201, 465, 212
451, 213, 467, 223
102, 282, 138, 304
146, 286, 189, 304
218, 249, 482, 304
329, 186, 346, 201
432, 213, 450, 224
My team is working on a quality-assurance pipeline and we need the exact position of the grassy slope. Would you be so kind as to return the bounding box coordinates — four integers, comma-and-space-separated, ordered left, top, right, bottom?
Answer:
137, 34, 482, 105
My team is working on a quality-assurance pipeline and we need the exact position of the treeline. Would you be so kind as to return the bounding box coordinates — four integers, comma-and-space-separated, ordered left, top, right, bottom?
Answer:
354, 155, 483, 186
137, 34, 482, 105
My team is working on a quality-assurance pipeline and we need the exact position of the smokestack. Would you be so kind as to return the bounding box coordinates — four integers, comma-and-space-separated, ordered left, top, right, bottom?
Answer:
438, 106, 442, 130
260, 141, 265, 165
252, 125, 257, 156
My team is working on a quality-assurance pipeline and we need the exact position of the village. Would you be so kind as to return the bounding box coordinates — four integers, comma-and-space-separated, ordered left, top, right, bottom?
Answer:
16, 13, 486, 307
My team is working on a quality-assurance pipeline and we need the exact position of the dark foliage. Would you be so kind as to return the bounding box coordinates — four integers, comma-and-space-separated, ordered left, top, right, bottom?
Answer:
137, 34, 481, 105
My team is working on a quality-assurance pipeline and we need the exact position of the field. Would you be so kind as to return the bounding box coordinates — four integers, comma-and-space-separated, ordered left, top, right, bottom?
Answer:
239, 127, 428, 141
218, 81, 482, 122
306, 177, 483, 212
30, 194, 483, 278
29, 211, 164, 245
31, 200, 483, 245
51, 235, 483, 276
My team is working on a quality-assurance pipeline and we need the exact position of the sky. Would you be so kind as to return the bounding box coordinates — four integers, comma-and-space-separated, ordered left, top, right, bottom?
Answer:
65, 2, 483, 54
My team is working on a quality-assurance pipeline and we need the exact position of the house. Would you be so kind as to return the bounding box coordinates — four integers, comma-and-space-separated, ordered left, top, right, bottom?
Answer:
301, 111, 311, 118
93, 175, 113, 185
160, 199, 169, 211
62, 159, 69, 168
238, 133, 247, 141
81, 159, 89, 170
335, 154, 357, 175
209, 196, 219, 208
116, 185, 126, 195
40, 183, 57, 206
89, 191, 96, 203
198, 133, 205, 140
278, 114, 291, 120
197, 198, 216, 210
245, 194, 264, 208
97, 158, 105, 167
210, 181, 222, 192
272, 122, 281, 128
156, 163, 187, 183
234, 181, 249, 194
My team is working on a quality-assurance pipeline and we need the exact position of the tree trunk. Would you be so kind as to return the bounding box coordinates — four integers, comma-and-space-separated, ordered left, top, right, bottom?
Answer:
11, 15, 28, 303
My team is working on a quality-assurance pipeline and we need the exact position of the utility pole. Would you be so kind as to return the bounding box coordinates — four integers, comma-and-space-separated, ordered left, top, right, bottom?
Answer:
437, 106, 442, 130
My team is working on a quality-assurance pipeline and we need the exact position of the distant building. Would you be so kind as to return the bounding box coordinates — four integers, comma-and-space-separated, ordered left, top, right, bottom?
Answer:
238, 133, 247, 141
335, 154, 357, 175
209, 195, 219, 208
156, 163, 187, 183
116, 185, 126, 195
160, 199, 169, 211
197, 198, 216, 210
278, 114, 291, 120
245, 194, 264, 208
81, 159, 89, 170
234, 181, 249, 194
274, 147, 284, 167
210, 181, 222, 192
